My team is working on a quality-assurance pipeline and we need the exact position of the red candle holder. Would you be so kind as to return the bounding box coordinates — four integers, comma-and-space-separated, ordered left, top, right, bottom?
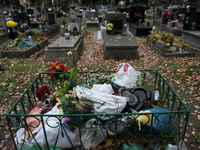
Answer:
147, 22, 150, 27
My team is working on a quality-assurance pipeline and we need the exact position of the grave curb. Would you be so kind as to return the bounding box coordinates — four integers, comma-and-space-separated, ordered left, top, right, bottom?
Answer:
159, 24, 182, 36
0, 33, 9, 45
151, 43, 195, 57
1, 38, 48, 58
42, 25, 60, 39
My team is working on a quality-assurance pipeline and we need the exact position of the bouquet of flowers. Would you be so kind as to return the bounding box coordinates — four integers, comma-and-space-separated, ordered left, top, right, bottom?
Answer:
47, 58, 69, 75
163, 9, 171, 20
6, 20, 16, 28
178, 13, 184, 18
134, 13, 142, 19
41, 15, 46, 23
106, 23, 115, 31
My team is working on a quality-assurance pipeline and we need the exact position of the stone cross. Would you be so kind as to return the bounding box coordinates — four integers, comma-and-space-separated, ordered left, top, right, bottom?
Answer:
70, 9, 76, 19
62, 20, 67, 26
100, 6, 107, 19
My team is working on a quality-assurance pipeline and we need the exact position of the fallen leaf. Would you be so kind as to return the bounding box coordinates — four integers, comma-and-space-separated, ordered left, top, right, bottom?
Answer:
185, 133, 189, 138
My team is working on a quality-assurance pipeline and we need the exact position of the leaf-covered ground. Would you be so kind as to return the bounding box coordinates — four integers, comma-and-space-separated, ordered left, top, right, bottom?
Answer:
0, 30, 200, 149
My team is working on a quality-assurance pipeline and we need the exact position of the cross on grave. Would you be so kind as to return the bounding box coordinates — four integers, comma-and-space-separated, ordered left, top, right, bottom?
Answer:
100, 6, 107, 18
62, 20, 67, 26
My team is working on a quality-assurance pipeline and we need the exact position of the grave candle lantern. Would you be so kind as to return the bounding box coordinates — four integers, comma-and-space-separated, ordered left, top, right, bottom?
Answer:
147, 22, 150, 27
73, 27, 78, 36
139, 19, 142, 27
122, 23, 127, 35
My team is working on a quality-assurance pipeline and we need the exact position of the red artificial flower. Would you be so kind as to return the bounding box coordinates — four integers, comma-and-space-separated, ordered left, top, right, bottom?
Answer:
59, 64, 65, 71
54, 58, 58, 61
36, 86, 50, 100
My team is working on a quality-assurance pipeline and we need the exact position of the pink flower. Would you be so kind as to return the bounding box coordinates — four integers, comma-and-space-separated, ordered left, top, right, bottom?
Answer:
62, 117, 69, 129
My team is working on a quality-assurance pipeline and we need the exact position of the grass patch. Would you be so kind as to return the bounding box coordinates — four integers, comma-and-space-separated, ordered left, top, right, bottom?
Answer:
85, 28, 100, 34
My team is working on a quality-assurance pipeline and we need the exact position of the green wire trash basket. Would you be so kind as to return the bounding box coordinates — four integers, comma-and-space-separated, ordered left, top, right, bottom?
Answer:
6, 70, 189, 150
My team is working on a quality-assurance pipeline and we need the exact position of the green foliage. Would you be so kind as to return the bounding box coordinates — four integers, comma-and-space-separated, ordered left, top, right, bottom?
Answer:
69, 65, 78, 82
58, 65, 85, 96
193, 133, 200, 144
85, 28, 100, 34
33, 29, 45, 37
59, 95, 82, 128
86, 74, 111, 88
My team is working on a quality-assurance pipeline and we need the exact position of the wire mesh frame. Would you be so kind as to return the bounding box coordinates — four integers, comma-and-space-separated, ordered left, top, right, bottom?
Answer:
6, 70, 190, 150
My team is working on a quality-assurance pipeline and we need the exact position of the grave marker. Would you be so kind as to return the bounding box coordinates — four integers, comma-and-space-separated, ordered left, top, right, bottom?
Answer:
47, 12, 57, 25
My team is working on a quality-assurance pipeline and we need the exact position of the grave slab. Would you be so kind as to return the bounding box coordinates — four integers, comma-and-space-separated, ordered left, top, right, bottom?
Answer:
182, 30, 200, 49
45, 32, 85, 63
151, 43, 195, 57
102, 31, 138, 60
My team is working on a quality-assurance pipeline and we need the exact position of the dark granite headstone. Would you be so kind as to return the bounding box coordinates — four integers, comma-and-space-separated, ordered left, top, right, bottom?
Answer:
47, 12, 57, 25
129, 6, 145, 24
183, 12, 200, 30
26, 8, 34, 14
13, 13, 30, 26
106, 12, 126, 34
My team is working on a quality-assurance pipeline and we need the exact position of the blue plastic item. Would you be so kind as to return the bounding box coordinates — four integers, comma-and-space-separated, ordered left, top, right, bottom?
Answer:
140, 108, 174, 134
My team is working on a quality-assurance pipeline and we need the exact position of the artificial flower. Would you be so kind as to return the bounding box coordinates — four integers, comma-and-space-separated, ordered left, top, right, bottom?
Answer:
62, 117, 69, 129
67, 51, 72, 56
134, 13, 142, 18
6, 20, 16, 28
36, 86, 50, 100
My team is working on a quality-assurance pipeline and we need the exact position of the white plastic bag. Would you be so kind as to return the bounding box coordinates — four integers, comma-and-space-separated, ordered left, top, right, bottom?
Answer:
14, 105, 80, 148
91, 83, 114, 94
110, 63, 141, 88
165, 140, 187, 150
75, 119, 107, 149
76, 85, 127, 114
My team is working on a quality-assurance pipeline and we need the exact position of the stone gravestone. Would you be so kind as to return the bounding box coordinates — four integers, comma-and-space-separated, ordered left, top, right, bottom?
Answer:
36, 6, 42, 15
26, 7, 36, 17
47, 12, 57, 25
155, 6, 163, 19
0, 13, 9, 44
183, 12, 200, 30
70, 9, 76, 19
13, 13, 30, 26
87, 11, 98, 20
60, 17, 82, 35
45, 17, 84, 66
76, 12, 85, 24
86, 11, 99, 28
129, 6, 145, 24
169, 5, 178, 21
100, 6, 107, 19
106, 12, 126, 34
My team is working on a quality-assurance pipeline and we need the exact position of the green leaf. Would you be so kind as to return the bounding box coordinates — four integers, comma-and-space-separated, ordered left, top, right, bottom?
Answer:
69, 65, 78, 82
58, 94, 67, 103
57, 89, 68, 96
151, 104, 160, 108
77, 80, 85, 86
64, 81, 70, 90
